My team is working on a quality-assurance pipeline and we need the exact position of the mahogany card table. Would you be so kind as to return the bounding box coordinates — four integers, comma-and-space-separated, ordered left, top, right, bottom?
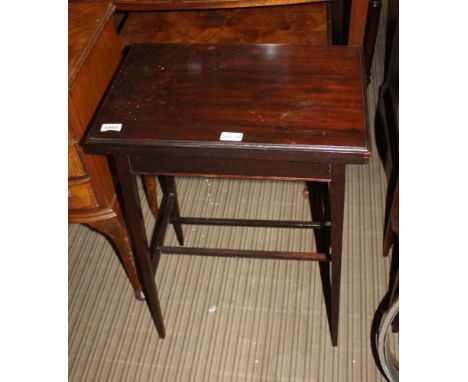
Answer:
83, 43, 370, 345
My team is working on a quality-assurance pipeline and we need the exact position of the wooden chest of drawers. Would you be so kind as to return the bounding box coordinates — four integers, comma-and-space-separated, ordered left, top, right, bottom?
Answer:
68, 2, 144, 298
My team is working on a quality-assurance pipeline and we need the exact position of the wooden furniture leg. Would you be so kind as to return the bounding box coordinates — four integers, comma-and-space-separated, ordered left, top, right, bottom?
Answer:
348, 0, 370, 45
143, 175, 159, 217
329, 164, 346, 346
114, 154, 166, 338
363, 0, 382, 82
308, 165, 345, 347
307, 181, 332, 321
148, 176, 184, 274
158, 176, 184, 246
86, 203, 145, 300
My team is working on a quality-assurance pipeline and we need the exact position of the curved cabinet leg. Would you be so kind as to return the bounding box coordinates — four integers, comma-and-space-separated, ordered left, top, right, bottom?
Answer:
143, 175, 159, 218
87, 206, 145, 300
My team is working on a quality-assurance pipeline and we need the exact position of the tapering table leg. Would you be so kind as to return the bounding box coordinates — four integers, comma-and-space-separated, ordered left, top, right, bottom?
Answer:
330, 164, 346, 346
114, 154, 165, 338
308, 181, 332, 329
158, 176, 184, 246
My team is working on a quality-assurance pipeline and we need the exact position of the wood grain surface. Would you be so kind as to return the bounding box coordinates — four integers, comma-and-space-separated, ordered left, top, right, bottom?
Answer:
69, 2, 145, 298
68, 2, 115, 85
70, 0, 327, 11
119, 4, 329, 46
84, 44, 369, 162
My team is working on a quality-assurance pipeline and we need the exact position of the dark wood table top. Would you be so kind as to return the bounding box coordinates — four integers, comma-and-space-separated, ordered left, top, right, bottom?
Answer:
83, 43, 369, 163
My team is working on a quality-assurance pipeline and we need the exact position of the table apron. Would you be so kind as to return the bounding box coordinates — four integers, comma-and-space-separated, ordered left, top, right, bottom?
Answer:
129, 155, 331, 181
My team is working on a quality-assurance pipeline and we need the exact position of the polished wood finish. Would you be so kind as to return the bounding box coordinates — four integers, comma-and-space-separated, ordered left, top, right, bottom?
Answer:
72, 0, 374, 61
149, 186, 175, 272
86, 202, 137, 288
142, 175, 159, 216
131, 154, 332, 180
114, 154, 166, 337
68, 179, 100, 209
305, 164, 345, 346
171, 217, 330, 228
348, 0, 368, 45
84, 44, 369, 163
157, 176, 185, 245
363, 0, 382, 82
120, 3, 329, 46
68, 138, 87, 178
83, 43, 369, 346
71, 0, 326, 11
306, 180, 332, 338
160, 246, 329, 261
69, 2, 144, 299
329, 163, 346, 345
69, 10, 121, 129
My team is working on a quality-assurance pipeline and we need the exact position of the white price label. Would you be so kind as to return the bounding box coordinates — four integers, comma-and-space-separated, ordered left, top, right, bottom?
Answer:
101, 123, 122, 132
220, 132, 243, 142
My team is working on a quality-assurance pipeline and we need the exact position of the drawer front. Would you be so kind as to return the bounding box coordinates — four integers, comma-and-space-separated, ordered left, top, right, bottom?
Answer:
68, 179, 99, 210
68, 141, 87, 178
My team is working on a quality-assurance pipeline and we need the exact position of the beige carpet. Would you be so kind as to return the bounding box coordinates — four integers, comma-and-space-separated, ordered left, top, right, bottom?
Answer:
69, 2, 395, 380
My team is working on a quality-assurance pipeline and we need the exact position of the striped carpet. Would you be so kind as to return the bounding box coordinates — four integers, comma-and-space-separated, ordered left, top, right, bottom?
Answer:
68, 2, 395, 380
